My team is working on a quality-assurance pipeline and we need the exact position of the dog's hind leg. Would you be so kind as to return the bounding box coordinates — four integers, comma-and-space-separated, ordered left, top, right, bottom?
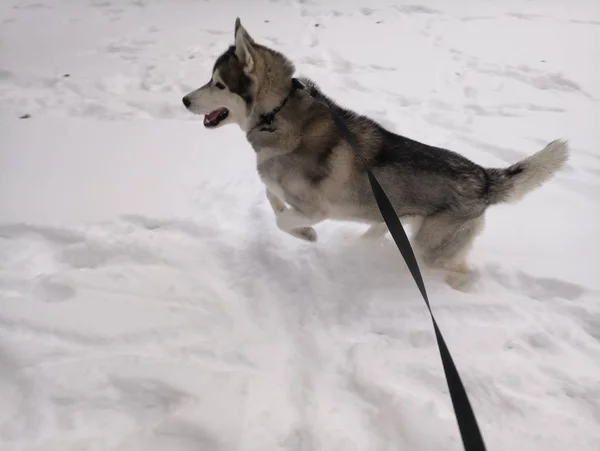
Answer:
413, 212, 485, 289
265, 189, 318, 242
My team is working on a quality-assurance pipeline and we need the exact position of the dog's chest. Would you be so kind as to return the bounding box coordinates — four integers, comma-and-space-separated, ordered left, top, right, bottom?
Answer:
257, 153, 310, 204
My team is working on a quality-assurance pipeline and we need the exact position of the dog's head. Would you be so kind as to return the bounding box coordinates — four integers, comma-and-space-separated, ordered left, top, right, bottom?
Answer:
182, 18, 296, 131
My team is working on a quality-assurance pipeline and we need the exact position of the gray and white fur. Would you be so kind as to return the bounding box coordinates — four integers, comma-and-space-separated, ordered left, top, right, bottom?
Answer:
182, 18, 569, 288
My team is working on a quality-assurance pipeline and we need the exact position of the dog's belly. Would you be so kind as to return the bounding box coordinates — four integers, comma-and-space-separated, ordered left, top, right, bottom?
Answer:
327, 203, 381, 223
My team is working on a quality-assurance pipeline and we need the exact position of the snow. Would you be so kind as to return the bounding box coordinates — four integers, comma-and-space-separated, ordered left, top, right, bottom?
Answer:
1, 0, 600, 450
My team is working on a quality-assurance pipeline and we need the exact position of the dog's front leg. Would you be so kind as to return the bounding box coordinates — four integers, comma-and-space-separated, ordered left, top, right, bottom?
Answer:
265, 189, 317, 242
360, 222, 388, 240
275, 206, 322, 243
265, 188, 287, 214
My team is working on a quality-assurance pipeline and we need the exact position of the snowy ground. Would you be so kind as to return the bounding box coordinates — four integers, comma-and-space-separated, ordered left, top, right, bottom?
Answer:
1, 0, 600, 450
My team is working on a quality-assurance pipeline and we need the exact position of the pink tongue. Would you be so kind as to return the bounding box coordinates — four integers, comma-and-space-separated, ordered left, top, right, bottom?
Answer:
206, 109, 221, 121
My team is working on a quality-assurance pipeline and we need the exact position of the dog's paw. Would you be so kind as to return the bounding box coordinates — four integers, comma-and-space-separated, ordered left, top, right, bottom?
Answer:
290, 227, 317, 242
445, 269, 479, 292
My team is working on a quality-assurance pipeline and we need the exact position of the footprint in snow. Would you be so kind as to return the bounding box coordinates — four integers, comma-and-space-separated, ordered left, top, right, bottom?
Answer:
13, 2, 52, 10
570, 308, 600, 342
303, 33, 319, 48
485, 264, 586, 302
506, 12, 547, 20
343, 77, 369, 92
570, 19, 600, 25
395, 5, 441, 15
0, 223, 86, 245
299, 56, 327, 67
59, 239, 166, 269
34, 278, 76, 303
0, 70, 14, 80
203, 29, 228, 36
143, 420, 224, 450
369, 64, 396, 72
323, 51, 354, 73
91, 0, 111, 8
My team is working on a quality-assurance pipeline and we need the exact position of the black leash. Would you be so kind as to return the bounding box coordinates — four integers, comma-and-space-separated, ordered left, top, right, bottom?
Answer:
304, 81, 488, 451
367, 172, 487, 451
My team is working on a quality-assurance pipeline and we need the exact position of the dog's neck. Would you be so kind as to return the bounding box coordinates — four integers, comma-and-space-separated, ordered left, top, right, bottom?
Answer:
252, 78, 304, 133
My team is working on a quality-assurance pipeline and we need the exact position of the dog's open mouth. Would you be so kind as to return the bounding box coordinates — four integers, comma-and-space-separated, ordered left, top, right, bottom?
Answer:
203, 108, 229, 127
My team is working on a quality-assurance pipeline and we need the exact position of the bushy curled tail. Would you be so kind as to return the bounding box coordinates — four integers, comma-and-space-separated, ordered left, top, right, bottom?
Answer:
486, 140, 569, 204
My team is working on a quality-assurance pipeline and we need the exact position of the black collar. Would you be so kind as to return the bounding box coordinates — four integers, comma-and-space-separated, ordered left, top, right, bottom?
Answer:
255, 78, 304, 132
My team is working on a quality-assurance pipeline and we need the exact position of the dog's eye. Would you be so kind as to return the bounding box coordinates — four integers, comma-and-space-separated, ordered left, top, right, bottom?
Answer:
215, 82, 226, 90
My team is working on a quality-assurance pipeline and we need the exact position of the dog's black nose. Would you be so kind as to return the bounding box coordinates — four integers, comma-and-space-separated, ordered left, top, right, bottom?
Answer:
182, 96, 191, 108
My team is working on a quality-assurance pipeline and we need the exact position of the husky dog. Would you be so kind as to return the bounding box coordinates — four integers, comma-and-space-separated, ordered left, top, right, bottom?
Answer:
182, 18, 569, 287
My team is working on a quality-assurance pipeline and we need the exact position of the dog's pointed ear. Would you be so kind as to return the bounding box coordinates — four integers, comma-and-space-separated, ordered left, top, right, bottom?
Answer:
234, 18, 255, 72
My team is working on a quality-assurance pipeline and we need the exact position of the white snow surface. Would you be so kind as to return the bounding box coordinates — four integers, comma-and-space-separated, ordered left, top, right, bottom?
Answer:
1, 0, 600, 450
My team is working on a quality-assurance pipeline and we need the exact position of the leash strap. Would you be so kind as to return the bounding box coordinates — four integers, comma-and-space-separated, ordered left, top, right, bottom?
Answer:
315, 89, 488, 451
367, 171, 487, 451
